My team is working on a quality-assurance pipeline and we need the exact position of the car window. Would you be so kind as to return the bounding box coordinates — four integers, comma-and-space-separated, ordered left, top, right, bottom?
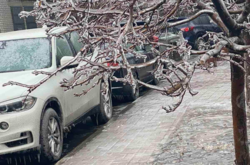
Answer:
135, 45, 154, 62
192, 17, 201, 25
199, 15, 210, 24
125, 53, 134, 58
135, 44, 152, 52
67, 32, 83, 54
144, 45, 152, 52
124, 44, 154, 63
123, 53, 135, 64
56, 36, 74, 67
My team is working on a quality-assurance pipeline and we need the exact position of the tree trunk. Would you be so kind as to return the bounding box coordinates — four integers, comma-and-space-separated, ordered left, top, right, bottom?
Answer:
246, 52, 250, 109
231, 57, 249, 165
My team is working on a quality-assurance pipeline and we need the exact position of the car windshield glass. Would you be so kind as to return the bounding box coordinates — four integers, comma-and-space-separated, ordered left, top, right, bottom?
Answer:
0, 38, 51, 73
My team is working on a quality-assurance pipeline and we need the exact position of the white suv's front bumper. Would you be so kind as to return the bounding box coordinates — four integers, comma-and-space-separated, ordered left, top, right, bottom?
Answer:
0, 98, 45, 155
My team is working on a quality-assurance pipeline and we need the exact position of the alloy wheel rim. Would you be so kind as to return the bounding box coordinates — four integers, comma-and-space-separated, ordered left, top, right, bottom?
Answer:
48, 117, 61, 156
102, 87, 112, 118
135, 85, 139, 98
198, 39, 206, 51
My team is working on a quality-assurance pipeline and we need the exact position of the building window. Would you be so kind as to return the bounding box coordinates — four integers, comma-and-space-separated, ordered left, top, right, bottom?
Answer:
11, 6, 37, 31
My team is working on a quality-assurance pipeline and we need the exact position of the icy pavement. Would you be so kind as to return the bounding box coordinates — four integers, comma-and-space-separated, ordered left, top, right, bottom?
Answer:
154, 61, 236, 165
153, 102, 235, 165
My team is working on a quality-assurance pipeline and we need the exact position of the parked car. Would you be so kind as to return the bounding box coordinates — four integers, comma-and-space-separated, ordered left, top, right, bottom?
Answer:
158, 30, 182, 61
110, 44, 159, 101
167, 14, 222, 50
109, 22, 181, 101
0, 27, 112, 163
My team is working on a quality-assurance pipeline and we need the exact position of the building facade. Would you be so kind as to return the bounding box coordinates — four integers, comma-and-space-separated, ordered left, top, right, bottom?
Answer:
0, 0, 37, 33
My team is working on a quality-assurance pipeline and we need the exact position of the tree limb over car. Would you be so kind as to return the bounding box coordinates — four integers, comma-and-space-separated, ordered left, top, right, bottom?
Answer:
1, 0, 246, 112
0, 0, 242, 113
1, 0, 250, 163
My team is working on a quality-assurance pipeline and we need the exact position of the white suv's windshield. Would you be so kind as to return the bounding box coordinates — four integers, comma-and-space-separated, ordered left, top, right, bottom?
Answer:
0, 38, 51, 73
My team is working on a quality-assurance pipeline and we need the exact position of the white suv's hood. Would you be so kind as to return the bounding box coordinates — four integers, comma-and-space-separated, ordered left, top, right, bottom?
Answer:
0, 70, 49, 102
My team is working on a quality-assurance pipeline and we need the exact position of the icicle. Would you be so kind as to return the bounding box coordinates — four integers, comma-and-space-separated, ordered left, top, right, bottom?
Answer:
28, 155, 32, 163
14, 157, 17, 165
19, 156, 22, 164
38, 153, 40, 163
23, 156, 26, 165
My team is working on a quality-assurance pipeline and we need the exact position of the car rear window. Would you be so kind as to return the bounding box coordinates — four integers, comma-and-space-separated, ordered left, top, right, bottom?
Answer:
192, 17, 200, 25
191, 14, 210, 25
199, 15, 210, 24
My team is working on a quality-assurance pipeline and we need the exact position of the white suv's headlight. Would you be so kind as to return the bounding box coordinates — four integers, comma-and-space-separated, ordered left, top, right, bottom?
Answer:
0, 96, 37, 114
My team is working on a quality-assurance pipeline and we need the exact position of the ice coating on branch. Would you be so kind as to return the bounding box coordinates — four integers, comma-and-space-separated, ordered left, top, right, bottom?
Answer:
10, 0, 200, 112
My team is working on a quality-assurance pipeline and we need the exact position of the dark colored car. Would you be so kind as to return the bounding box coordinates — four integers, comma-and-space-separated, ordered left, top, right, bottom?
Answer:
109, 21, 180, 101
168, 14, 222, 50
110, 45, 159, 101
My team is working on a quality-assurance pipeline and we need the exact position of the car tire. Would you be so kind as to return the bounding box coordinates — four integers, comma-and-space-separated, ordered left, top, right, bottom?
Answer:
40, 108, 63, 163
125, 82, 139, 102
91, 82, 113, 125
112, 95, 125, 101
195, 37, 206, 51
152, 75, 160, 85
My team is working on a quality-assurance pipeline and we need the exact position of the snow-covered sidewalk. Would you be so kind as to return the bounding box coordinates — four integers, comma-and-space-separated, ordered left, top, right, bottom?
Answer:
154, 61, 237, 165
58, 61, 236, 165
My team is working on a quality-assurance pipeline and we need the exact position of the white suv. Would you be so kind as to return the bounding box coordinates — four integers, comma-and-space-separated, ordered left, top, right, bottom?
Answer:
0, 27, 113, 163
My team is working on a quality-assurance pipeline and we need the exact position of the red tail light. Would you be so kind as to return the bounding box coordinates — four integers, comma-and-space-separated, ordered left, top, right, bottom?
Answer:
181, 26, 194, 32
107, 62, 119, 67
153, 36, 159, 42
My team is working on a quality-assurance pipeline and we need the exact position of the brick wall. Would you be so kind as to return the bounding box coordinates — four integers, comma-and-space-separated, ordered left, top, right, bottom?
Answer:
0, 0, 14, 33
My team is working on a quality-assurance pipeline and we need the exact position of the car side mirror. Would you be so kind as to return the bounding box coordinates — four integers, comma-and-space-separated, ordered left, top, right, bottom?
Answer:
60, 56, 79, 68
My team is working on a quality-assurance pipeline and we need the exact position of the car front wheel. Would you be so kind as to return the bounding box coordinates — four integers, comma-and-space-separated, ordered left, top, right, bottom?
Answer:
40, 108, 63, 163
195, 37, 207, 51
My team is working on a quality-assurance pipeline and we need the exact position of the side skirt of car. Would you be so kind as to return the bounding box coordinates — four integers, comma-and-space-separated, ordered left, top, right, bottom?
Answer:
63, 105, 100, 136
